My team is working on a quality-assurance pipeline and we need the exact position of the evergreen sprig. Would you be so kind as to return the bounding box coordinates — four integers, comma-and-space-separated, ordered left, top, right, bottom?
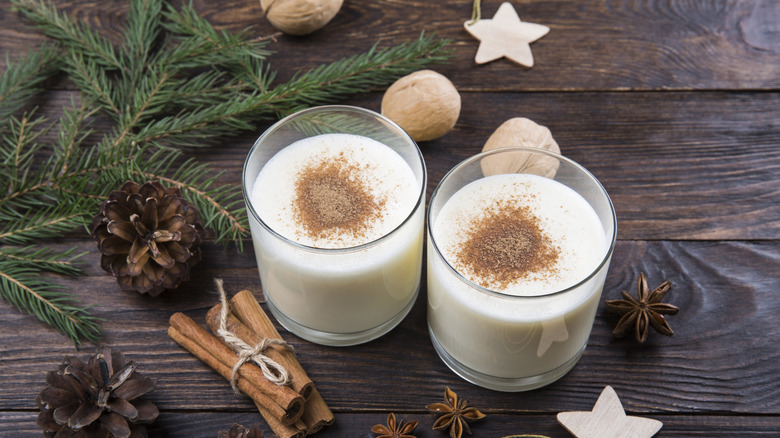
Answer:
0, 262, 101, 346
2, 0, 452, 345
0, 45, 59, 119
264, 34, 453, 117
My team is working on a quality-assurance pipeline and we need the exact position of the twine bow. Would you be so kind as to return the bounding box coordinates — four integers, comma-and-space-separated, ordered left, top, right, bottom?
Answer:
213, 278, 293, 394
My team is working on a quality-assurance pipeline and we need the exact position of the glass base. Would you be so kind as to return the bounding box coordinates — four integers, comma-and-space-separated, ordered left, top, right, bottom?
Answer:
428, 324, 585, 392
266, 287, 419, 347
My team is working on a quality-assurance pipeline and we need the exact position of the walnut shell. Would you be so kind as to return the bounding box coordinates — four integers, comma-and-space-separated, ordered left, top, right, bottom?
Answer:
261, 0, 343, 36
381, 70, 460, 142
480, 117, 561, 178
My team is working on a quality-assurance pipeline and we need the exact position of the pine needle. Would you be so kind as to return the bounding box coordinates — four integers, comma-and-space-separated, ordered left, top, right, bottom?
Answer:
264, 33, 453, 118
11, 0, 123, 69
0, 45, 59, 119
0, 262, 101, 346
2, 0, 452, 345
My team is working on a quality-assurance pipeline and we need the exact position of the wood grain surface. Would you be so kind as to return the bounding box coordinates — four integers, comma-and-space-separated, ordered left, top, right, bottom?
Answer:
1, 0, 778, 437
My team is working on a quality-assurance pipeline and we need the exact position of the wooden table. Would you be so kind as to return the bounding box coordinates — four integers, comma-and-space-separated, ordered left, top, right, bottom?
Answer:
2, 0, 779, 436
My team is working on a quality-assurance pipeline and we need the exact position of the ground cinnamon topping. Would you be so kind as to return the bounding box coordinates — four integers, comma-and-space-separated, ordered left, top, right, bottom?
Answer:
455, 200, 560, 290
293, 154, 381, 242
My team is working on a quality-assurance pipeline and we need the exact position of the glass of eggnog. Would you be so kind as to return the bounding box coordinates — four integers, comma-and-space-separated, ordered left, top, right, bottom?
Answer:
243, 106, 426, 346
427, 147, 616, 391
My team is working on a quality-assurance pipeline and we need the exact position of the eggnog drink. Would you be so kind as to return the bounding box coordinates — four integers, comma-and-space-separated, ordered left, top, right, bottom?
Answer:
252, 134, 419, 248
244, 107, 426, 346
427, 149, 615, 391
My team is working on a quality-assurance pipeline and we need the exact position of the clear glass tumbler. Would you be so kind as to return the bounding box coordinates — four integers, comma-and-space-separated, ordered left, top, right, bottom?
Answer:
427, 147, 616, 391
243, 106, 426, 346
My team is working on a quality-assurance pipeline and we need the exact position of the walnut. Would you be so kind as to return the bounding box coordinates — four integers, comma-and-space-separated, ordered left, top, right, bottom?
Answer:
480, 117, 561, 178
381, 70, 461, 142
260, 0, 343, 36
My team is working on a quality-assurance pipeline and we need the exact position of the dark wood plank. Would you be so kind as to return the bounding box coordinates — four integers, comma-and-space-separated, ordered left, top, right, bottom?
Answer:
1, 0, 779, 91
21, 87, 780, 241
4, 411, 780, 437
443, 91, 780, 241
2, 0, 779, 435
2, 241, 778, 414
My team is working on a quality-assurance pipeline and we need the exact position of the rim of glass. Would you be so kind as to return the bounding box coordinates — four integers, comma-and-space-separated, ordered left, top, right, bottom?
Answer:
427, 146, 617, 300
242, 105, 427, 254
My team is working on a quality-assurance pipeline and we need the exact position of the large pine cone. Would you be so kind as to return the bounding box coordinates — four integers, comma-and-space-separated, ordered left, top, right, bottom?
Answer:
36, 346, 158, 438
92, 181, 205, 296
218, 423, 265, 438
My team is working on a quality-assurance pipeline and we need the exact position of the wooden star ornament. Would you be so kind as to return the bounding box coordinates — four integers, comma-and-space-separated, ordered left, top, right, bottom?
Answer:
464, 2, 550, 67
557, 386, 663, 438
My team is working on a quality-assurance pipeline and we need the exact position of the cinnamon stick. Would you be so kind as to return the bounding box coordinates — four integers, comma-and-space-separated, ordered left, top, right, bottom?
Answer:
253, 400, 308, 438
167, 326, 287, 421
168, 313, 304, 425
206, 304, 315, 400
301, 387, 335, 434
229, 290, 315, 400
229, 290, 334, 434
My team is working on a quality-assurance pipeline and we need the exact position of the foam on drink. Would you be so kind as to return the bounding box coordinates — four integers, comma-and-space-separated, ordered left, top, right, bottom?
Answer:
433, 173, 606, 299
428, 172, 611, 380
252, 133, 419, 248
247, 132, 424, 337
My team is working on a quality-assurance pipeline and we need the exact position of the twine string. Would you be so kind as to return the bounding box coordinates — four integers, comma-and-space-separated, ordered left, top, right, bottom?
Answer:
468, 0, 482, 25
213, 278, 293, 394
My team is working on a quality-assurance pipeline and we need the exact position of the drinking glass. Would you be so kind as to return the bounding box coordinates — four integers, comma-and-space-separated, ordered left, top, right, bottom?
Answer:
427, 147, 616, 391
243, 106, 426, 346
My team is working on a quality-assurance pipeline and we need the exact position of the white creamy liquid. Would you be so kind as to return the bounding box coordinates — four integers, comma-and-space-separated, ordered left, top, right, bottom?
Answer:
252, 133, 418, 248
248, 133, 424, 335
428, 173, 610, 378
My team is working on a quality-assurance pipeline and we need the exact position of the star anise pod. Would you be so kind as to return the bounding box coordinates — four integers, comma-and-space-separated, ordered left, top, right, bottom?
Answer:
426, 387, 485, 438
606, 272, 679, 343
371, 413, 418, 438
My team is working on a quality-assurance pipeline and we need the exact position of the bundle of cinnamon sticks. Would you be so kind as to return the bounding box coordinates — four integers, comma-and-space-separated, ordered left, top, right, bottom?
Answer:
168, 289, 334, 437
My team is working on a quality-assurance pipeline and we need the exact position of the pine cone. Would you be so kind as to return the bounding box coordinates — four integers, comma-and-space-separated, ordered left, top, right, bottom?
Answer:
218, 423, 265, 438
36, 346, 158, 438
92, 180, 205, 296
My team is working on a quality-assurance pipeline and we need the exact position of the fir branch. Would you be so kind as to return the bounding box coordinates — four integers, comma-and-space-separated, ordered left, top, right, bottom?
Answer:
261, 33, 454, 117
130, 33, 452, 147
0, 245, 86, 277
3, 0, 452, 345
0, 204, 88, 245
122, 0, 164, 77
52, 98, 97, 178
118, 0, 169, 126
2, 143, 135, 209
0, 262, 101, 346
0, 45, 59, 120
0, 111, 50, 197
225, 52, 277, 94
117, 68, 172, 134
1, 103, 120, 210
163, 70, 241, 109
0, 80, 98, 344
10, 0, 123, 70
161, 1, 274, 69
133, 149, 248, 249
131, 100, 256, 149
62, 51, 122, 116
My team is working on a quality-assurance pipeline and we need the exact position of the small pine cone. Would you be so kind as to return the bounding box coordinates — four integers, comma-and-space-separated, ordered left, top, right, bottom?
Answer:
92, 180, 205, 296
36, 346, 158, 438
218, 423, 265, 438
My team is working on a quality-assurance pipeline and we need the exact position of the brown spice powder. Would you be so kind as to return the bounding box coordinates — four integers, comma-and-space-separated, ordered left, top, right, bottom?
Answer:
455, 201, 560, 290
293, 154, 382, 242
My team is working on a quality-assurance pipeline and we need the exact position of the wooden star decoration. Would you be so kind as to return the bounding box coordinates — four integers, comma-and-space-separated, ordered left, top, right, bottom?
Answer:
464, 2, 550, 67
557, 386, 663, 438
